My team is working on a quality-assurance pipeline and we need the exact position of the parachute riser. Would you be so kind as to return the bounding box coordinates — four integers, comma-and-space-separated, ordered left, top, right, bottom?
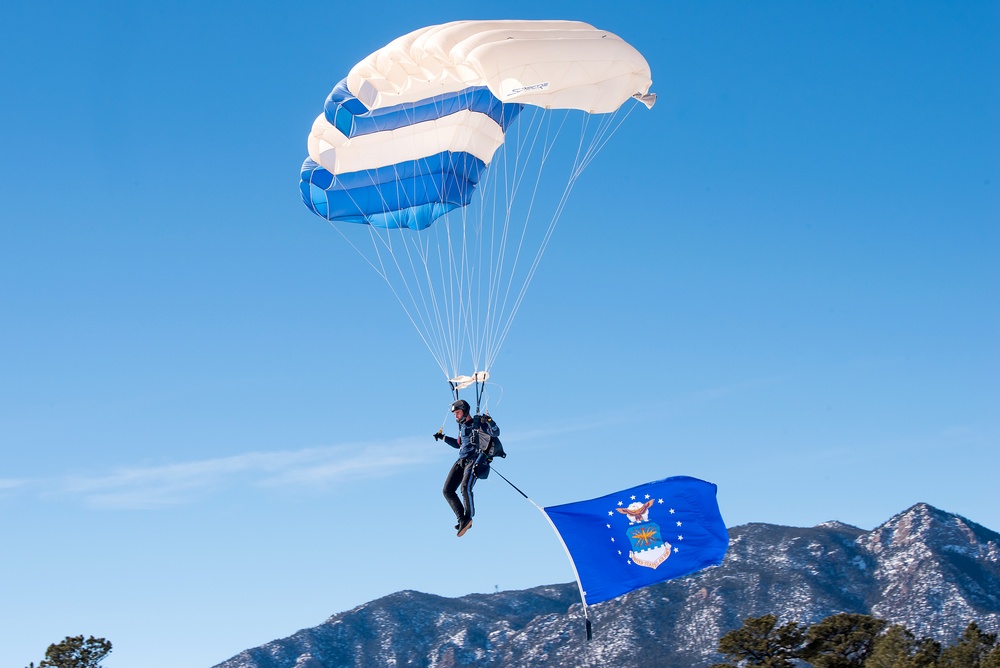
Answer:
448, 370, 490, 415
447, 379, 475, 413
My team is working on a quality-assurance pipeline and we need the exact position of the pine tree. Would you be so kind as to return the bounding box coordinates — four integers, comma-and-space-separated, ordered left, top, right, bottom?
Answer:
800, 613, 887, 668
866, 625, 918, 668
864, 625, 941, 668
25, 635, 111, 668
979, 644, 1000, 668
909, 637, 944, 668
938, 622, 998, 668
712, 614, 807, 667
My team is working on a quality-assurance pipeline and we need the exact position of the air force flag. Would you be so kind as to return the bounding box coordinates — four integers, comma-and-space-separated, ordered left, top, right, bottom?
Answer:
542, 476, 728, 606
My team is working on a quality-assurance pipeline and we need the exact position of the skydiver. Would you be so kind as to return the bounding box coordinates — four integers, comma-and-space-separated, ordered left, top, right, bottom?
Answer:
434, 399, 500, 537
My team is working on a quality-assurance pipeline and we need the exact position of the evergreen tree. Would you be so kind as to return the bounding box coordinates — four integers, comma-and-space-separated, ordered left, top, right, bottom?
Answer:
864, 625, 941, 668
980, 644, 1000, 668
25, 636, 111, 668
801, 613, 887, 668
713, 614, 807, 667
866, 625, 918, 668
909, 637, 944, 668
714, 613, 1000, 668
938, 622, 998, 668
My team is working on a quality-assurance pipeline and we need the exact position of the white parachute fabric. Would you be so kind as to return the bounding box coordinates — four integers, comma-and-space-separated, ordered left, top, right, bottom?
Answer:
308, 111, 507, 174
450, 371, 490, 391
347, 20, 654, 113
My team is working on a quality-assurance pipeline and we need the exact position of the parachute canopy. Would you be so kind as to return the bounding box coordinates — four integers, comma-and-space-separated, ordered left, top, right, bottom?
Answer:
302, 20, 654, 231
300, 20, 653, 389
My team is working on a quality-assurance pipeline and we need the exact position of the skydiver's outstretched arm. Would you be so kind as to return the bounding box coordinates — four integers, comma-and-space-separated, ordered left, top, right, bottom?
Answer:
433, 430, 460, 448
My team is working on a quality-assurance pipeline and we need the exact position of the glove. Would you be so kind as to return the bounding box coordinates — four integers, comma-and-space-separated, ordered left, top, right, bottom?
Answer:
433, 431, 445, 441
480, 413, 492, 423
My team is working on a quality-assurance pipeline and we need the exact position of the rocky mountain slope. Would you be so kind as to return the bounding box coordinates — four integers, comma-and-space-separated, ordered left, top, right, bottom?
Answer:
214, 503, 1000, 668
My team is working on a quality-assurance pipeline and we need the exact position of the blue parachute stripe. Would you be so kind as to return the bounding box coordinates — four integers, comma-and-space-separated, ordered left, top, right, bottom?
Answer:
300, 155, 485, 230
324, 79, 524, 137
303, 178, 460, 230
305, 176, 473, 224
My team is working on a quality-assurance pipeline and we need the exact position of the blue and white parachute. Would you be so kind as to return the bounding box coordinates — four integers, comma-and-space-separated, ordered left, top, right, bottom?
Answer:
300, 21, 654, 394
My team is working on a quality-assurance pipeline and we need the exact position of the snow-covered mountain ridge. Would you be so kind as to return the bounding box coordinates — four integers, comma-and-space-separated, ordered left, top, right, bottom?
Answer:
213, 503, 1000, 668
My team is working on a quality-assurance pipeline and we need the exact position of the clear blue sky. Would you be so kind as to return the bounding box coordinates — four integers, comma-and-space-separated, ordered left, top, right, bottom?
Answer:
2, 2, 997, 667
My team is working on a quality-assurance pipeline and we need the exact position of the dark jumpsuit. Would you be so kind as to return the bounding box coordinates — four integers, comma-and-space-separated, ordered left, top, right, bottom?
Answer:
442, 415, 500, 522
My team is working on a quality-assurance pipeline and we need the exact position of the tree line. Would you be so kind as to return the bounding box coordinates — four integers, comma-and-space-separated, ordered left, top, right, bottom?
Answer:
713, 613, 1000, 668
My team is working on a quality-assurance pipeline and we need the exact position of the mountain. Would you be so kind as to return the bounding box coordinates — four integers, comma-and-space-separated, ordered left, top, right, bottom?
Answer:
213, 503, 1000, 668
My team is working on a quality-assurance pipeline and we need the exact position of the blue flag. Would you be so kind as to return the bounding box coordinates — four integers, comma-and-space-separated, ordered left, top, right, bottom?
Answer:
542, 476, 728, 606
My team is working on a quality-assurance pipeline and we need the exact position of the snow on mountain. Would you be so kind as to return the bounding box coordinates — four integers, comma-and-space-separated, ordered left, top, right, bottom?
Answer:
862, 503, 1000, 638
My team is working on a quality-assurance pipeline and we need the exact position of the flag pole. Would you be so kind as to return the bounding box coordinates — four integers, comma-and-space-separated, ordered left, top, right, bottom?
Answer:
490, 467, 593, 640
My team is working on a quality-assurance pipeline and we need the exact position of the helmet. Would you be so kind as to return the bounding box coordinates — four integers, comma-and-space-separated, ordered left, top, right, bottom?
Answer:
450, 399, 471, 414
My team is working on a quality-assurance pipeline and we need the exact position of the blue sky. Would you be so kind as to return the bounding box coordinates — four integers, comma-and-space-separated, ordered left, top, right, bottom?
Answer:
1, 1, 997, 667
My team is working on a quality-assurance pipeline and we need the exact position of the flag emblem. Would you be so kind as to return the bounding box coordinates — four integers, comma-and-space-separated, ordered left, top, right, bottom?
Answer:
616, 499, 671, 568
626, 520, 670, 569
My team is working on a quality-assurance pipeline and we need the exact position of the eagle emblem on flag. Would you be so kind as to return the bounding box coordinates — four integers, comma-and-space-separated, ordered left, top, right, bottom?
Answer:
616, 500, 671, 569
